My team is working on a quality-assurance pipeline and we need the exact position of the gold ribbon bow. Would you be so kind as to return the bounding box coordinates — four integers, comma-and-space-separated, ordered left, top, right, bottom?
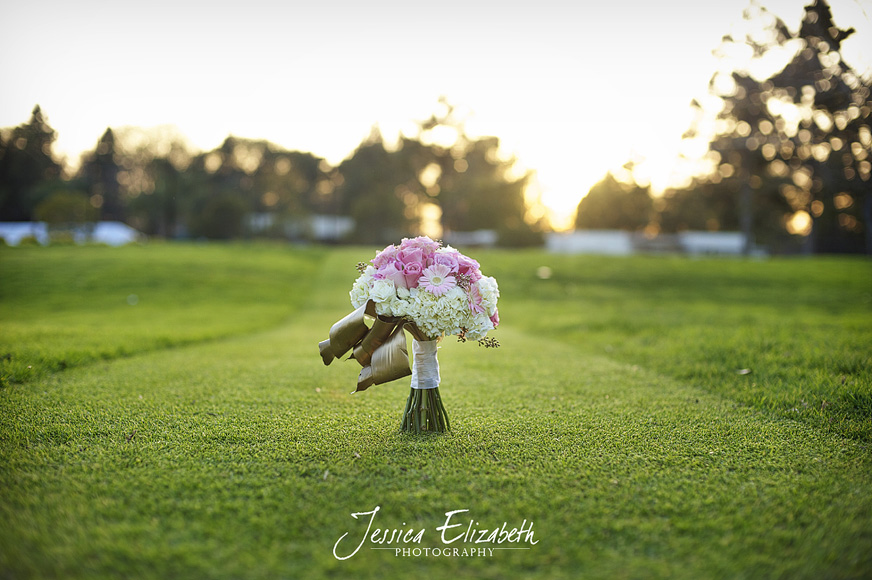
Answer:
319, 300, 429, 392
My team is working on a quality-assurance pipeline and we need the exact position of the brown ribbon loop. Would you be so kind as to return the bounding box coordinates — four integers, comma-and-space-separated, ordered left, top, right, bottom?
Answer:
356, 323, 412, 390
352, 317, 396, 366
320, 300, 422, 392
318, 301, 371, 365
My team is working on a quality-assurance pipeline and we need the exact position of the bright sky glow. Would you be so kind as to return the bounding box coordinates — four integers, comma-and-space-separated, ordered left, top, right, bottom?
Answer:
1, 0, 870, 229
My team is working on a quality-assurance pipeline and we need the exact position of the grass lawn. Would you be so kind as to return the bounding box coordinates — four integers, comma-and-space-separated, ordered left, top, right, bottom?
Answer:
1, 243, 870, 579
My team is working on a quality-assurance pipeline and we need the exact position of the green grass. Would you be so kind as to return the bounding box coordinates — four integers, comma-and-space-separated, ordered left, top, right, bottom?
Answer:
0, 243, 325, 386
1, 244, 870, 579
482, 252, 872, 442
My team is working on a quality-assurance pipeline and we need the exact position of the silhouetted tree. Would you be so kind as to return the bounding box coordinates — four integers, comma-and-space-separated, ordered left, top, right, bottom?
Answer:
438, 137, 530, 232
417, 100, 540, 245
192, 192, 248, 239
78, 128, 124, 221
682, 0, 871, 253
0, 105, 62, 221
127, 156, 182, 237
261, 150, 322, 214
768, 0, 871, 252
1, 100, 544, 245
333, 128, 421, 244
575, 172, 653, 231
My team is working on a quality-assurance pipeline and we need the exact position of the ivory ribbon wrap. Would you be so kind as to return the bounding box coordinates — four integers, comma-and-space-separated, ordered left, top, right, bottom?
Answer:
410, 339, 440, 390
319, 300, 431, 392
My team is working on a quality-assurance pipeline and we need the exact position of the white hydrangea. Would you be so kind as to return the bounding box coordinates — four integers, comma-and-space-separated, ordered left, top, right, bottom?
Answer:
407, 285, 477, 338
387, 294, 412, 318
464, 313, 495, 341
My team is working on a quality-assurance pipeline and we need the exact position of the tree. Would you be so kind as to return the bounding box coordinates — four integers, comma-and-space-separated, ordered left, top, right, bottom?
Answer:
414, 100, 541, 245
33, 190, 98, 226
767, 0, 872, 253
333, 127, 420, 244
127, 156, 183, 237
191, 193, 248, 240
103, 126, 196, 238
332, 101, 542, 246
0, 105, 62, 221
252, 147, 326, 232
438, 137, 532, 230
681, 0, 871, 253
575, 172, 653, 231
78, 128, 124, 221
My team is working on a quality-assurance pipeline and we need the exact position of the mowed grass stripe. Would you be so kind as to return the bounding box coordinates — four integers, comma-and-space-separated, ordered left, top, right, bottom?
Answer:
0, 244, 326, 387
1, 250, 870, 579
478, 251, 872, 442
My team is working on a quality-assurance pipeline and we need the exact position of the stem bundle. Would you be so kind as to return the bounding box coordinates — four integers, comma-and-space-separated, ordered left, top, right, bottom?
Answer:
400, 387, 450, 433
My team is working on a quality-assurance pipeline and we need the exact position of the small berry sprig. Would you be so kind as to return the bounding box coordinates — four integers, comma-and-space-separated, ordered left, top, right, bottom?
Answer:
453, 272, 474, 291
456, 330, 500, 348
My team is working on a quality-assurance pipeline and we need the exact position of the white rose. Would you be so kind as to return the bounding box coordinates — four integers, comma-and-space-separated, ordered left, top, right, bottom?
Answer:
370, 279, 397, 304
349, 274, 372, 308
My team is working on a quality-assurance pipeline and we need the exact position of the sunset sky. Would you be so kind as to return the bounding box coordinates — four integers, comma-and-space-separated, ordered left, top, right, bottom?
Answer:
2, 0, 870, 228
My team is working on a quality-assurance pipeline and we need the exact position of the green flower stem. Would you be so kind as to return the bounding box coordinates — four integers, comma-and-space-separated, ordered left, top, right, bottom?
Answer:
401, 387, 450, 434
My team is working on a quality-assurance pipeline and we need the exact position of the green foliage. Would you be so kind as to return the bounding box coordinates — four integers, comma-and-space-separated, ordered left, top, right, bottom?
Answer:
575, 172, 653, 231
656, 181, 739, 233
191, 193, 249, 239
438, 136, 532, 235
0, 246, 870, 579
126, 157, 184, 237
334, 132, 418, 244
3, 101, 539, 244
33, 190, 98, 225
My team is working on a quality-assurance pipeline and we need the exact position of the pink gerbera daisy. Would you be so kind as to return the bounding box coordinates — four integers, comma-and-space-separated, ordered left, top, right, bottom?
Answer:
419, 264, 456, 296
468, 283, 486, 314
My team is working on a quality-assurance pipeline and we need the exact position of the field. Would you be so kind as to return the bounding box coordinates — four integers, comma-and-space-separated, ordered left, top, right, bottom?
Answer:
1, 243, 870, 579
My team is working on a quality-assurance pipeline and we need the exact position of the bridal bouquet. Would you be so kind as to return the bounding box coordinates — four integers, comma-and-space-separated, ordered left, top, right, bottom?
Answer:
319, 236, 500, 433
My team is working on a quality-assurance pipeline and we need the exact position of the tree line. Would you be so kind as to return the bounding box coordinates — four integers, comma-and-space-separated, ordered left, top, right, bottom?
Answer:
0, 100, 541, 247
2, 1, 869, 252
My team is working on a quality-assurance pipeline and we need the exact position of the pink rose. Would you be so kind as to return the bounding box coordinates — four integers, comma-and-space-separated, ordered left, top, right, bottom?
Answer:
457, 255, 482, 280
433, 251, 459, 273
398, 247, 423, 267
400, 236, 440, 254
372, 245, 399, 269
403, 261, 423, 288
489, 309, 500, 328
378, 261, 408, 289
